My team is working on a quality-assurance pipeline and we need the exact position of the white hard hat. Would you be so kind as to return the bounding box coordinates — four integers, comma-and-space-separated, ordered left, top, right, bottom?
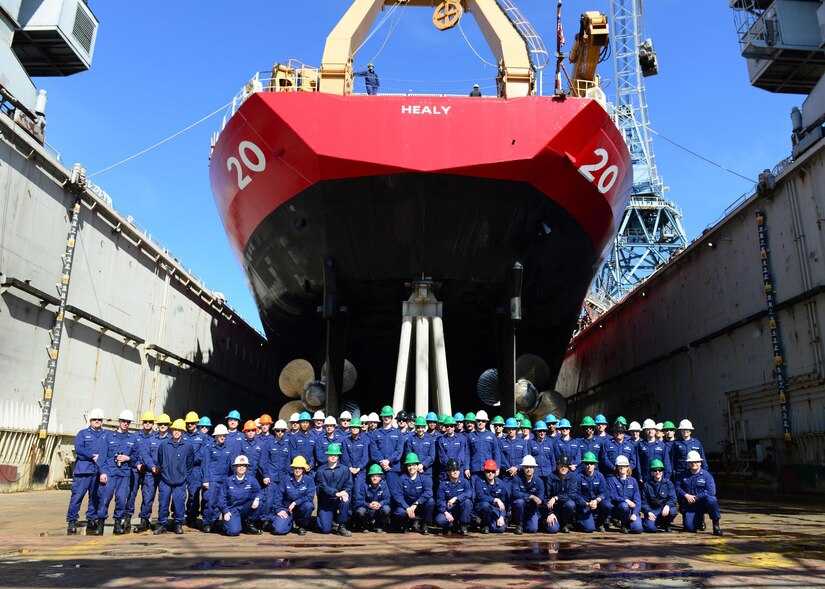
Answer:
89, 408, 104, 420
656, 422, 663, 430
254, 418, 261, 427
474, 83, 479, 88
642, 419, 657, 430
475, 410, 489, 421
233, 454, 250, 466
289, 412, 300, 422
313, 410, 325, 420
628, 421, 642, 432
368, 412, 379, 423
118, 409, 134, 422
615, 455, 630, 467
686, 450, 703, 463
213, 424, 229, 436
339, 411, 352, 420
678, 419, 694, 430
324, 416, 337, 426
521, 455, 538, 467
274, 419, 288, 430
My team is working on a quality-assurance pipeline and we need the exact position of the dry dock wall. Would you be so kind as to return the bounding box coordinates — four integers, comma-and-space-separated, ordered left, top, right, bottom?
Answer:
557, 142, 825, 493
0, 110, 278, 491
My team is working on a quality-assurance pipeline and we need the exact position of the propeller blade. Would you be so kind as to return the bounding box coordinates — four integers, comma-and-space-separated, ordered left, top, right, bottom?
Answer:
278, 359, 314, 399
340, 399, 362, 421
516, 354, 551, 390
514, 378, 540, 413
530, 390, 567, 422
321, 359, 358, 394
301, 380, 327, 410
278, 400, 306, 422
476, 368, 501, 405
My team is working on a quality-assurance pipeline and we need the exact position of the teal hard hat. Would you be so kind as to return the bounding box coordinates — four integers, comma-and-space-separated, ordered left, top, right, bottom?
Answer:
368, 62, 374, 67
414, 416, 427, 427
582, 452, 598, 464
426, 412, 438, 422
404, 452, 420, 465
443, 416, 457, 426
326, 442, 342, 455
491, 416, 505, 425
299, 411, 312, 421
198, 416, 212, 427
545, 414, 558, 424
454, 412, 465, 422
380, 405, 394, 417
505, 418, 518, 428
580, 416, 596, 427
367, 464, 383, 476
594, 414, 608, 425
534, 420, 548, 431
557, 418, 571, 428
225, 410, 241, 420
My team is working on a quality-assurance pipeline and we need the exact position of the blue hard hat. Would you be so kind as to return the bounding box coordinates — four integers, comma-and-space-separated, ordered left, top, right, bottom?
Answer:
198, 416, 212, 427
534, 420, 548, 431
545, 414, 558, 424
426, 412, 438, 422
557, 418, 571, 428
594, 414, 608, 425
454, 412, 465, 422
298, 411, 312, 421
505, 417, 519, 429
225, 410, 241, 420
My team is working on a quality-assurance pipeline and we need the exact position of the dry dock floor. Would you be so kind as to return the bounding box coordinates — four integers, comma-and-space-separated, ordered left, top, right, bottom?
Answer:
0, 489, 823, 588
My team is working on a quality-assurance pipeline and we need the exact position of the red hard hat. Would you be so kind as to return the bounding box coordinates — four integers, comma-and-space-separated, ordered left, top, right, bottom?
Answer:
483, 459, 498, 471
259, 414, 274, 425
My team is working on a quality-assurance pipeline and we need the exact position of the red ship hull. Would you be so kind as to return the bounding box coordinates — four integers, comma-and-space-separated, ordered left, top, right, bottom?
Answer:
209, 92, 631, 408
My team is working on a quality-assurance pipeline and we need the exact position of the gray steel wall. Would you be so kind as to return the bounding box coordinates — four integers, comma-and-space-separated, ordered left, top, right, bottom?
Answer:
557, 142, 825, 492
0, 110, 279, 491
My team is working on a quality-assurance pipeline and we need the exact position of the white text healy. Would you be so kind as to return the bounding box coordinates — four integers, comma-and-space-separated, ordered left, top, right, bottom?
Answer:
401, 105, 452, 115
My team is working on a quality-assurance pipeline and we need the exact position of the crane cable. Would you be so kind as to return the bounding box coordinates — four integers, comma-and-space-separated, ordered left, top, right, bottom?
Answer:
365, 4, 406, 65
458, 20, 496, 67
352, 0, 404, 64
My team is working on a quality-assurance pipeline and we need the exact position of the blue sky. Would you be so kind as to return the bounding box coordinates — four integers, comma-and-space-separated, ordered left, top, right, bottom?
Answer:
35, 1, 800, 333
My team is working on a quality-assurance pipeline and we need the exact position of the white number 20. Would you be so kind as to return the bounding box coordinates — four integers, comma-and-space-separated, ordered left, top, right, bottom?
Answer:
578, 148, 618, 195
227, 140, 266, 190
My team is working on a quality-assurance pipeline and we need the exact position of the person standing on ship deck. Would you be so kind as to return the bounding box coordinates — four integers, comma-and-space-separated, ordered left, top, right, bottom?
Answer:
354, 63, 380, 95
469, 84, 482, 96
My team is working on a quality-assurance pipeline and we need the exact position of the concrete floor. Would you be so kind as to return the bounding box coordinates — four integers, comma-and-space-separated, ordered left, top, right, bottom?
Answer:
0, 489, 823, 588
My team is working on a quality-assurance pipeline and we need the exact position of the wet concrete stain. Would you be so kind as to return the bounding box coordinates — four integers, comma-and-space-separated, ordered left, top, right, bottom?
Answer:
191, 558, 295, 570
101, 548, 168, 556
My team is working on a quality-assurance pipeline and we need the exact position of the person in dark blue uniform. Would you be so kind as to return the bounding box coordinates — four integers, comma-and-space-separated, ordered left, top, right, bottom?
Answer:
554, 419, 582, 469
499, 418, 529, 487
606, 455, 643, 534
434, 458, 472, 536
200, 424, 232, 533
405, 416, 436, 481
436, 416, 467, 484
315, 416, 350, 467
677, 450, 722, 535
224, 410, 244, 446
261, 419, 291, 528
574, 451, 612, 533
125, 411, 156, 533
599, 419, 637, 475
132, 412, 168, 533
393, 452, 435, 534
641, 459, 678, 532
473, 459, 509, 534
671, 419, 709, 481
96, 409, 138, 535
545, 455, 578, 533
154, 419, 195, 534
183, 411, 208, 528
529, 421, 557, 488
370, 406, 405, 491
271, 455, 315, 535
511, 454, 546, 534
66, 408, 106, 535
289, 411, 317, 471
354, 63, 380, 95
466, 410, 500, 482
637, 418, 673, 483
345, 417, 370, 498
577, 416, 601, 457
315, 442, 354, 536
217, 454, 262, 536
353, 464, 392, 533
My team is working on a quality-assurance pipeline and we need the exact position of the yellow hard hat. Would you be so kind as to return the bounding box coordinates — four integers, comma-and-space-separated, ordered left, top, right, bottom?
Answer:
290, 455, 309, 470
171, 419, 186, 431
156, 413, 172, 425
141, 411, 156, 422
184, 411, 200, 423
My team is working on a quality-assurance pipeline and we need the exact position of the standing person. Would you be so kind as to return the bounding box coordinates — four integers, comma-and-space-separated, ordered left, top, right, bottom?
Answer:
434, 458, 472, 536
606, 455, 643, 534
599, 419, 637, 475
353, 464, 392, 533
544, 414, 560, 439
392, 453, 435, 535
573, 452, 612, 533
425, 412, 439, 437
464, 413, 476, 436
366, 412, 380, 435
131, 411, 158, 534
677, 451, 722, 536
288, 413, 301, 437
628, 421, 643, 446
545, 455, 578, 534
311, 411, 326, 440
338, 411, 353, 436
436, 416, 467, 483
370, 406, 405, 491
491, 416, 506, 439
154, 419, 195, 535
66, 408, 106, 535
594, 414, 610, 443
315, 442, 353, 536
554, 419, 582, 469
289, 411, 317, 470
671, 419, 708, 481
637, 419, 672, 483
528, 421, 556, 488
499, 418, 529, 486
135, 413, 171, 532
661, 421, 677, 454
183, 411, 207, 528
200, 424, 232, 533
197, 416, 212, 438
396, 410, 410, 439
217, 455, 262, 536
354, 63, 380, 95
520, 419, 533, 441
225, 410, 244, 445
345, 417, 370, 497
405, 416, 436, 482
641, 459, 678, 533
453, 413, 465, 435
271, 456, 315, 536
466, 410, 501, 482
469, 83, 482, 97
510, 455, 546, 535
577, 416, 601, 457
473, 459, 508, 534
315, 415, 350, 467
261, 419, 291, 528
96, 410, 138, 536
126, 411, 157, 533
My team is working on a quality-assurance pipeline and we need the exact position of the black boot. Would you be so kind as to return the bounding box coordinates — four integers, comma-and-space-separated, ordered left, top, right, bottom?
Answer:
85, 519, 98, 535
712, 521, 723, 536
153, 523, 167, 535
113, 519, 124, 535
133, 518, 151, 533
338, 526, 352, 537
174, 523, 184, 534
420, 523, 430, 536
514, 524, 523, 535
201, 523, 211, 534
242, 521, 261, 535
67, 521, 77, 535
95, 519, 105, 535
459, 525, 469, 536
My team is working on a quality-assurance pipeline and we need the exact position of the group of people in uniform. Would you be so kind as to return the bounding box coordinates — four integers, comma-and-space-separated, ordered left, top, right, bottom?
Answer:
65, 406, 722, 538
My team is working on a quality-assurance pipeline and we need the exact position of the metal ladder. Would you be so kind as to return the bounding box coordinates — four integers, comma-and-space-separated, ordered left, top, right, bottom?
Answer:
496, 0, 550, 69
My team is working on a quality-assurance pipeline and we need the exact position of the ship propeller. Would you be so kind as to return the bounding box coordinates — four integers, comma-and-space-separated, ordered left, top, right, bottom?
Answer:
321, 359, 358, 394
278, 399, 306, 422
476, 354, 551, 413
530, 390, 567, 423
278, 359, 315, 399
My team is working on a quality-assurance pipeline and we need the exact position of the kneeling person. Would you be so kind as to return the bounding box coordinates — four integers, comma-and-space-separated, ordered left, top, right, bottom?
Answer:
641, 459, 678, 533
545, 455, 578, 533
353, 464, 391, 532
271, 455, 315, 535
435, 459, 472, 535
218, 455, 262, 536
511, 455, 546, 534
393, 453, 435, 534
677, 450, 722, 536
473, 459, 508, 533
315, 443, 354, 536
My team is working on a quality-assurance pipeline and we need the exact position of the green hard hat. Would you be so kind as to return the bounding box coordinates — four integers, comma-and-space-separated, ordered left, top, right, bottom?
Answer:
443, 416, 457, 426
616, 416, 628, 426
465, 412, 476, 422
438, 413, 447, 424
414, 416, 427, 427
367, 464, 384, 476
326, 442, 342, 455
514, 412, 524, 421
350, 417, 363, 428
404, 452, 420, 465
380, 405, 394, 417
582, 452, 598, 464
650, 459, 665, 470
580, 416, 596, 427
662, 421, 676, 431
520, 419, 532, 429
491, 415, 505, 425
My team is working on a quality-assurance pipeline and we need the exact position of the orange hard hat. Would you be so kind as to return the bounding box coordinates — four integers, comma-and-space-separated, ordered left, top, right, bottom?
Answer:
259, 414, 274, 425
483, 459, 498, 472
243, 420, 257, 432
